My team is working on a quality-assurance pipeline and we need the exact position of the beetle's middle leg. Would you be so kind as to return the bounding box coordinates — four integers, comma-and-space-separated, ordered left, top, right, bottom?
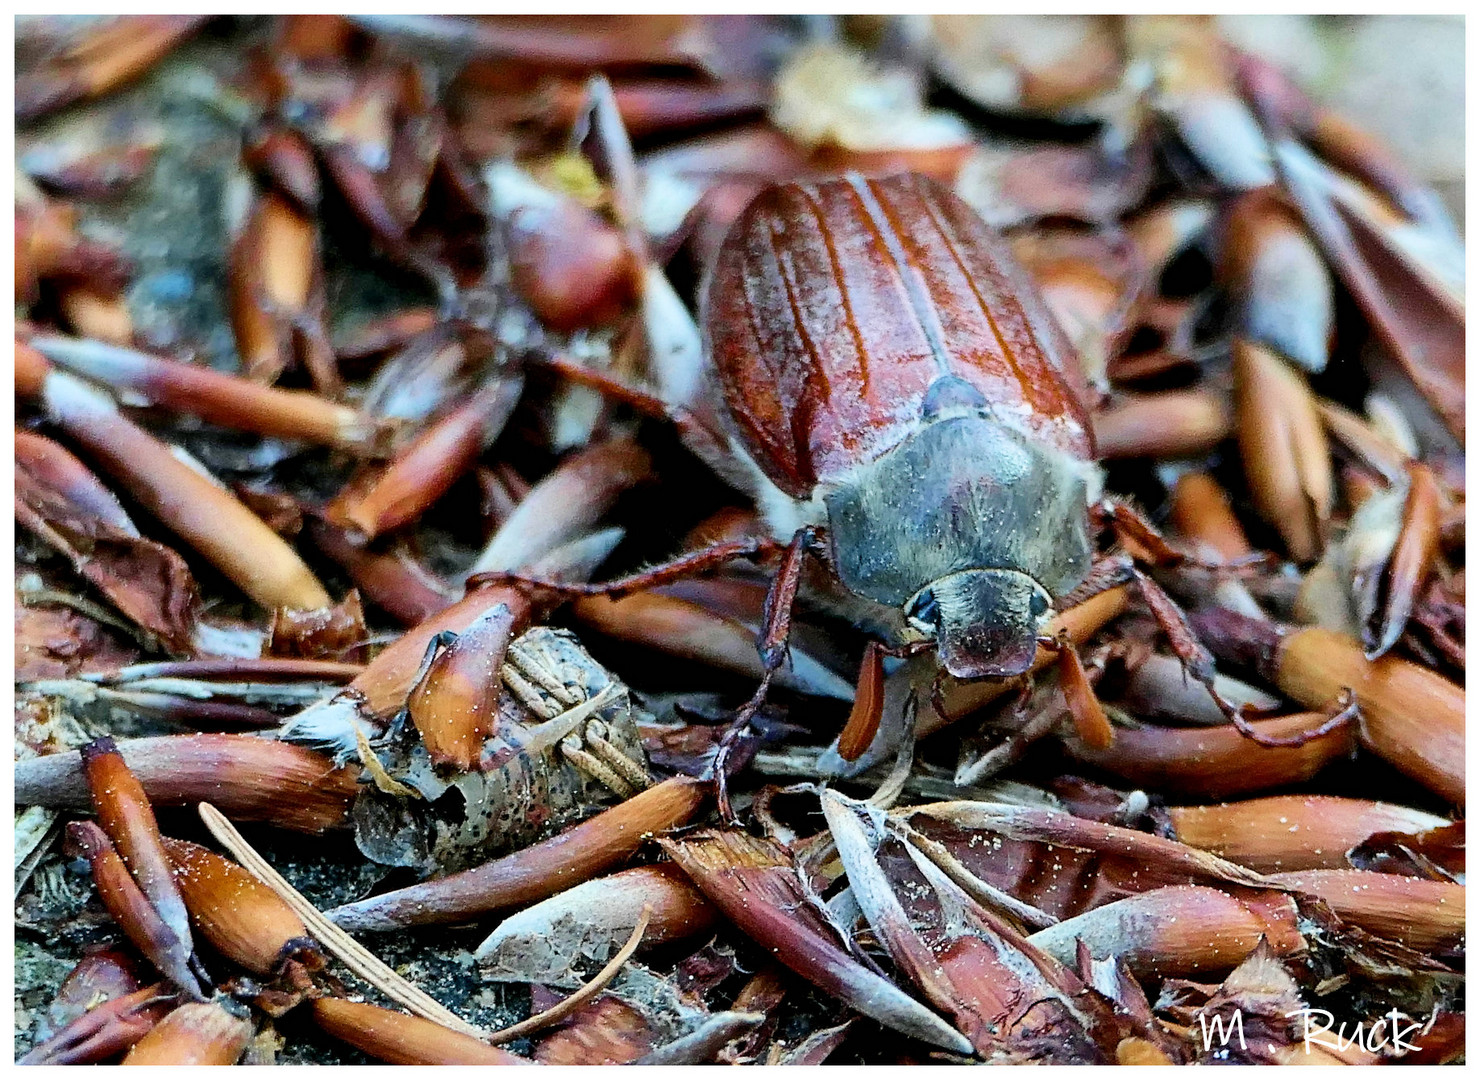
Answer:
1129, 567, 1359, 748
1063, 556, 1357, 749
1092, 500, 1271, 573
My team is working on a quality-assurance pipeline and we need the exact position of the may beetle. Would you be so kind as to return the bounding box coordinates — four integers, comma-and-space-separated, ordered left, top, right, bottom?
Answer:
702, 171, 1104, 681
493, 172, 1343, 786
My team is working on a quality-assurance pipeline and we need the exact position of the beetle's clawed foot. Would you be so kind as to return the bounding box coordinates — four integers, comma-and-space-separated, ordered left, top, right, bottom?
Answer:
1215, 686, 1361, 749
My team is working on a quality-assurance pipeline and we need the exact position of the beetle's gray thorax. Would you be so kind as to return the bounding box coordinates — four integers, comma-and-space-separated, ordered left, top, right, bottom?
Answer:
822, 414, 1095, 614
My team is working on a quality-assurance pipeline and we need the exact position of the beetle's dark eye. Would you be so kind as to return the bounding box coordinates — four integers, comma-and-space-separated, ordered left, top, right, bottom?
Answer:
908, 591, 939, 628
1029, 591, 1049, 619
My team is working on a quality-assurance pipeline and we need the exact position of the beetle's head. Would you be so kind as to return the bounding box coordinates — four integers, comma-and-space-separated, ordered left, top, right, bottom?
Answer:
824, 413, 1095, 680
905, 569, 1050, 678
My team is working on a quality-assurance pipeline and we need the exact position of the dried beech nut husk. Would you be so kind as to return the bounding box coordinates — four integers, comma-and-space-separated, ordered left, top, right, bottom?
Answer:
329, 375, 522, 541
310, 997, 530, 1065
161, 837, 320, 976
27, 334, 374, 448
328, 775, 708, 932
1232, 338, 1332, 564
16, 734, 360, 833
63, 821, 203, 1001
1267, 869, 1464, 953
1166, 795, 1450, 873
120, 1001, 253, 1066
1063, 709, 1355, 799
406, 603, 522, 771
1027, 884, 1305, 978
80, 737, 195, 959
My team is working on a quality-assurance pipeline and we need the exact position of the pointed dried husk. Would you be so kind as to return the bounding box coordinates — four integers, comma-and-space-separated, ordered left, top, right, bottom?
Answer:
475, 863, 718, 986
161, 837, 317, 976
1116, 1037, 1178, 1066
405, 603, 520, 770
1277, 627, 1463, 805
837, 641, 886, 760
821, 793, 977, 1047
635, 1011, 768, 1065
507, 196, 642, 333
120, 1001, 253, 1065
905, 801, 1275, 892
1115, 653, 1281, 728
33, 370, 331, 610
230, 190, 317, 383
1192, 607, 1465, 806
1092, 388, 1232, 460
1027, 884, 1304, 978
328, 776, 706, 932
1232, 339, 1332, 563
15, 425, 137, 531
1169, 471, 1251, 561
307, 518, 458, 627
660, 827, 974, 1055
65, 821, 203, 1001
572, 590, 853, 700
81, 738, 194, 958
27, 334, 374, 448
1267, 869, 1464, 953
1275, 138, 1464, 444
1167, 795, 1450, 873
471, 436, 651, 575
310, 998, 529, 1065
331, 374, 523, 540
359, 589, 532, 719
1221, 188, 1333, 373
1364, 461, 1440, 658
15, 734, 359, 833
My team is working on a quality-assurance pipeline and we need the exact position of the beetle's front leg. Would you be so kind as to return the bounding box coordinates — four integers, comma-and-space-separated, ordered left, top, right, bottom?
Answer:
712, 525, 826, 821
465, 535, 783, 605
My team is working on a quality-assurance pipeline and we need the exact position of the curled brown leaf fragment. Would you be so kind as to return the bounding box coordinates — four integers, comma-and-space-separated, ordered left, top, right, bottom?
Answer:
660, 827, 975, 1055
16, 427, 199, 652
